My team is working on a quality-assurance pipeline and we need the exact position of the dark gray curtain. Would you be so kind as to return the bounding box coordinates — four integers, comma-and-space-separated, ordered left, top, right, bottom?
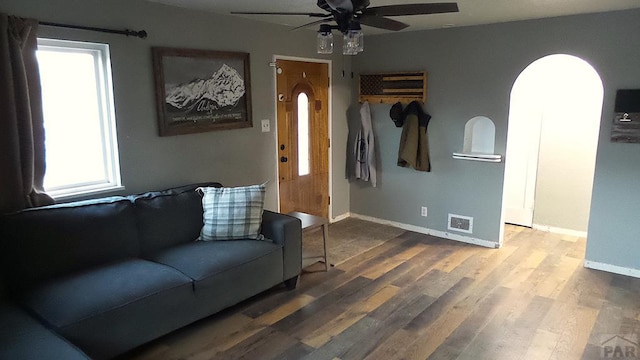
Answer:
0, 14, 54, 214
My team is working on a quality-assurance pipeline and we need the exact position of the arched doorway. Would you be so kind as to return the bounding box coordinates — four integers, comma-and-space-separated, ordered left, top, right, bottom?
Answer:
502, 54, 604, 235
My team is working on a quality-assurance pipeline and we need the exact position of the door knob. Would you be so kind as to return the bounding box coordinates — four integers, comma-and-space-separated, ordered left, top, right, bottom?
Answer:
280, 156, 288, 163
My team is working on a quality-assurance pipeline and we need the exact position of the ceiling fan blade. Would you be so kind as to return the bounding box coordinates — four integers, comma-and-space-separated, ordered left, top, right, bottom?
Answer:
231, 11, 329, 18
364, 3, 459, 17
290, 18, 333, 31
358, 14, 409, 31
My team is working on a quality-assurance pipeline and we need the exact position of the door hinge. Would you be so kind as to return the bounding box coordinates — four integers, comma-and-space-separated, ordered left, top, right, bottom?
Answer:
328, 138, 331, 148
328, 196, 331, 205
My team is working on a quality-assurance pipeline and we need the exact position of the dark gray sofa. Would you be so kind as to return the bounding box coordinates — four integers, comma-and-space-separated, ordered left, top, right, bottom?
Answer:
0, 183, 302, 359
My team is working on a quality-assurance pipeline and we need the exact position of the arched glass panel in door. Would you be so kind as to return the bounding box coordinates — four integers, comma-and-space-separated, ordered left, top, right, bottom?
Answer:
297, 92, 310, 176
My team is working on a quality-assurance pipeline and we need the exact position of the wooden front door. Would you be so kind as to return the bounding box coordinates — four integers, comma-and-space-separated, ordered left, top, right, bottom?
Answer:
276, 60, 329, 218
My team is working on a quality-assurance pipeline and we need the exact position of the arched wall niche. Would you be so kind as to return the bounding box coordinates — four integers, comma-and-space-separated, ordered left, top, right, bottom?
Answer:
453, 116, 502, 162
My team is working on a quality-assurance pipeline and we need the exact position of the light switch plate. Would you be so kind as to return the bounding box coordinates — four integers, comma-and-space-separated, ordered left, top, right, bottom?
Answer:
261, 119, 270, 132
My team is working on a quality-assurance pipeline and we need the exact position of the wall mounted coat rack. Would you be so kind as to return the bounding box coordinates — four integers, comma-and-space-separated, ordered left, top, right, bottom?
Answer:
358, 71, 427, 104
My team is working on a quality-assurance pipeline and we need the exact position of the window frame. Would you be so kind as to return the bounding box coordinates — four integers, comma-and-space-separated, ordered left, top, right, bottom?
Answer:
37, 38, 123, 199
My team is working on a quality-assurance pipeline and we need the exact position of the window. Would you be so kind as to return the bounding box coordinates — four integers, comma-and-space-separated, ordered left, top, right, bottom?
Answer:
297, 92, 310, 176
36, 38, 122, 199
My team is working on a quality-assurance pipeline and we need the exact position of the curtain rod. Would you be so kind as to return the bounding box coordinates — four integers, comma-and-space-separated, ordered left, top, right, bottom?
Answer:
40, 21, 148, 39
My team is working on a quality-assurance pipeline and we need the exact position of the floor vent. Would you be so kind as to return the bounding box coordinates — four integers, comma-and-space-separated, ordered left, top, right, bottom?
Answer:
448, 214, 473, 234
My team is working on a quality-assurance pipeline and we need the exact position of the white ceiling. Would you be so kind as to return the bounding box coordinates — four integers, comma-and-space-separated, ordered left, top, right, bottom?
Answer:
145, 0, 640, 34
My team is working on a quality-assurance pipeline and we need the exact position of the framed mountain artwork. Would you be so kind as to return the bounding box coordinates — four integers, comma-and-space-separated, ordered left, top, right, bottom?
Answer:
152, 47, 252, 136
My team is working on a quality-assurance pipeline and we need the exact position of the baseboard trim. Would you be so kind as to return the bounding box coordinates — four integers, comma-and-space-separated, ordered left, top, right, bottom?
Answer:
532, 224, 587, 238
584, 260, 640, 279
334, 214, 638, 278
350, 213, 500, 249
331, 212, 351, 223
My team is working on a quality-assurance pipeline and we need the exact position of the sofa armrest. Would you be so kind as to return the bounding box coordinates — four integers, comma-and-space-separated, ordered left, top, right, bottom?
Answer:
0, 302, 90, 360
261, 211, 302, 281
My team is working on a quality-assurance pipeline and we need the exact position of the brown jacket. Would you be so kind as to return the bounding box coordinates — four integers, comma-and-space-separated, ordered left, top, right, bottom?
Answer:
397, 101, 431, 172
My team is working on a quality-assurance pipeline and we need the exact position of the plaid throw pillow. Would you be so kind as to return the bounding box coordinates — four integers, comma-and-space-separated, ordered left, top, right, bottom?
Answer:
198, 184, 266, 241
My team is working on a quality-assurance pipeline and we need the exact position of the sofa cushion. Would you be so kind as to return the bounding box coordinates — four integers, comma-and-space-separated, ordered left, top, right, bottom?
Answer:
0, 197, 139, 293
22, 258, 195, 359
133, 182, 221, 255
0, 302, 90, 360
199, 184, 266, 241
147, 240, 283, 314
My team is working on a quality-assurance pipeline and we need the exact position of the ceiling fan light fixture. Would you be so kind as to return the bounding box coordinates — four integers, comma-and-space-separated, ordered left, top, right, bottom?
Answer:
235, 1, 460, 55
352, 22, 364, 53
317, 24, 334, 54
343, 22, 363, 55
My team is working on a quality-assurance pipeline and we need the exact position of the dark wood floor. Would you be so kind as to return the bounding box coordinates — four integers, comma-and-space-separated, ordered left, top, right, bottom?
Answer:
128, 225, 640, 360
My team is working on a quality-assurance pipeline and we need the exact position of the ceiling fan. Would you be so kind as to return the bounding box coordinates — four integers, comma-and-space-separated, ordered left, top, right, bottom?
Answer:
232, 0, 459, 55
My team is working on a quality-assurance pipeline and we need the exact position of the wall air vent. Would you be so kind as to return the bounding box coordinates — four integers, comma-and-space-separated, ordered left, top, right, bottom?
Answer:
448, 214, 473, 234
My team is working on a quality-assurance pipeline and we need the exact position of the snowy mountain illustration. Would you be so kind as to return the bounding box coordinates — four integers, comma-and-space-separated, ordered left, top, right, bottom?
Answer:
165, 64, 245, 112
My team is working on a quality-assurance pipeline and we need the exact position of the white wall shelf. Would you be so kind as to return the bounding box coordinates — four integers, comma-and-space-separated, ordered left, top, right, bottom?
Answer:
452, 152, 502, 162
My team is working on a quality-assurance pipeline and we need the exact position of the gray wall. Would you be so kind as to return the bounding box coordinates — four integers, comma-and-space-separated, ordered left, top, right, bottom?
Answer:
4, 0, 640, 272
1, 0, 352, 218
351, 9, 640, 270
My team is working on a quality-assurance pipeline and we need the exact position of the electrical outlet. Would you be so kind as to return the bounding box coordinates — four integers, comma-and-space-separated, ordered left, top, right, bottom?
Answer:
261, 119, 270, 132
421, 206, 428, 217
